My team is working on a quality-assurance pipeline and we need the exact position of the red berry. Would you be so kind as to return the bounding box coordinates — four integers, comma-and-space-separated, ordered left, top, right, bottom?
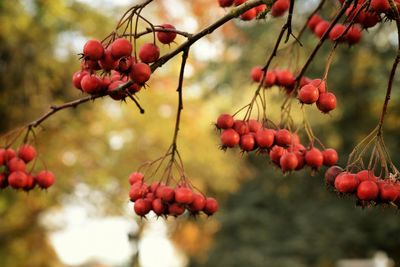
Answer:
325, 166, 344, 186
305, 148, 324, 169
108, 81, 126, 101
269, 146, 285, 164
329, 24, 346, 42
251, 66, 263, 82
139, 43, 160, 63
322, 148, 338, 166
216, 114, 234, 129
240, 134, 256, 151
157, 24, 177, 44
263, 71, 277, 87
379, 182, 398, 202
23, 174, 36, 191
128, 172, 144, 185
362, 12, 380, 28
83, 39, 104, 60
219, 0, 234, 7
110, 38, 133, 59
129, 182, 148, 201
255, 129, 275, 148
1, 148, 16, 162
203, 197, 218, 215
117, 56, 134, 73
280, 152, 298, 172
169, 203, 185, 216
130, 63, 151, 84
152, 198, 166, 216
175, 187, 194, 204
98, 49, 118, 71
17, 144, 36, 163
36, 170, 55, 189
314, 21, 330, 38
308, 15, 323, 31
309, 79, 326, 93
233, 120, 249, 135
159, 186, 175, 202
72, 70, 88, 90
7, 158, 26, 172
134, 198, 151, 217
335, 172, 359, 193
370, 0, 390, 13
317, 92, 337, 113
356, 170, 378, 182
294, 151, 305, 170
8, 171, 28, 189
255, 4, 266, 14
240, 8, 257, 20
81, 75, 102, 94
357, 180, 379, 200
275, 129, 292, 147
346, 25, 362, 45
248, 120, 262, 133
220, 129, 240, 148
298, 84, 319, 104
275, 70, 295, 88
271, 0, 289, 17
189, 193, 206, 213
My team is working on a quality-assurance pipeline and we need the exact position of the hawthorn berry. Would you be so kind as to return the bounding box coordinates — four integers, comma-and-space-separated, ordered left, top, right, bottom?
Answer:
305, 148, 324, 169
18, 144, 36, 163
216, 114, 234, 129
317, 92, 337, 113
83, 39, 104, 60
357, 180, 379, 201
298, 84, 319, 104
36, 170, 56, 189
139, 43, 160, 63
220, 129, 240, 148
130, 63, 152, 84
110, 38, 133, 59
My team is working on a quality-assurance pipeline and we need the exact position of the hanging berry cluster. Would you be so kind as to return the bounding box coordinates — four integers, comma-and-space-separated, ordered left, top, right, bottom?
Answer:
0, 144, 55, 191
128, 171, 218, 218
218, 0, 289, 20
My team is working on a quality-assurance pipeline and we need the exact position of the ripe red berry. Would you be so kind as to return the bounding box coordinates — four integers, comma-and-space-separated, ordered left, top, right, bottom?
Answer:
264, 71, 277, 87
216, 114, 234, 129
294, 151, 305, 170
298, 84, 319, 104
139, 43, 160, 63
269, 146, 285, 164
370, 0, 390, 13
130, 63, 152, 84
134, 198, 151, 216
248, 120, 262, 133
2, 148, 16, 161
240, 134, 256, 151
335, 172, 359, 193
362, 12, 380, 28
314, 21, 330, 38
356, 170, 378, 182
189, 193, 206, 213
175, 187, 194, 204
152, 198, 166, 216
240, 8, 257, 20
317, 92, 337, 113
219, 0, 234, 7
8, 171, 28, 189
98, 49, 118, 71
346, 25, 362, 45
233, 120, 249, 135
255, 4, 266, 14
308, 15, 323, 31
159, 186, 175, 202
7, 158, 26, 172
110, 38, 133, 59
271, 0, 289, 17
309, 79, 326, 94
108, 81, 126, 100
357, 180, 379, 200
23, 174, 36, 191
251, 66, 263, 82
117, 56, 134, 73
255, 129, 275, 148
329, 24, 346, 42
324, 165, 344, 186
36, 170, 56, 189
203, 197, 218, 216
83, 39, 104, 60
128, 172, 144, 185
322, 148, 338, 166
169, 203, 185, 216
17, 144, 36, 163
379, 182, 399, 202
275, 129, 292, 147
72, 70, 88, 90
280, 152, 298, 172
81, 75, 102, 94
157, 24, 177, 44
221, 129, 240, 148
305, 148, 324, 169
129, 182, 148, 201
275, 70, 295, 88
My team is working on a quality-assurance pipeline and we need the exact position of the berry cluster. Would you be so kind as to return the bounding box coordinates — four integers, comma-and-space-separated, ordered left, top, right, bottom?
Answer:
298, 79, 337, 113
0, 145, 55, 191
216, 114, 339, 173
72, 24, 177, 100
325, 166, 400, 207
250, 67, 297, 92
128, 172, 218, 218
308, 15, 362, 45
218, 0, 289, 20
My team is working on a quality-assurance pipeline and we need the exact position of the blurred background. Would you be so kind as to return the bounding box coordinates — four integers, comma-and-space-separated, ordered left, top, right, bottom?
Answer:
1, 0, 400, 266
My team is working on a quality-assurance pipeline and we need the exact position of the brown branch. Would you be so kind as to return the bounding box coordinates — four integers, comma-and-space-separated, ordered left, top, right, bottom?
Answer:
285, 0, 296, 43
122, 27, 193, 39
377, 0, 400, 134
